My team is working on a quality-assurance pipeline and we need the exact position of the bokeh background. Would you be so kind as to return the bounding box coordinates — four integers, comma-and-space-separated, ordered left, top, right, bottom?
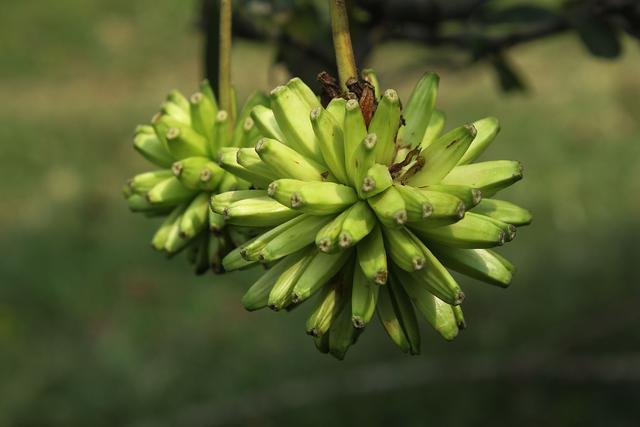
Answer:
1, 0, 639, 426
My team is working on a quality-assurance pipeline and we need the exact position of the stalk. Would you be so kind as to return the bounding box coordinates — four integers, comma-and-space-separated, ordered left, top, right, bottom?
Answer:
329, 0, 357, 89
218, 0, 233, 116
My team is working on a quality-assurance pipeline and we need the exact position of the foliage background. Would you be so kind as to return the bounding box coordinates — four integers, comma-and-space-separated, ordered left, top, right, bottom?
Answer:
1, 0, 639, 426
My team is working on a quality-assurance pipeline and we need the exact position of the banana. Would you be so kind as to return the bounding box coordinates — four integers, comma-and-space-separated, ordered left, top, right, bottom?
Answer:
357, 224, 388, 284
268, 247, 315, 311
316, 211, 349, 253
406, 124, 477, 187
210, 189, 267, 212
429, 244, 513, 287
287, 77, 321, 109
361, 68, 380, 99
411, 212, 506, 248
367, 186, 407, 227
255, 138, 333, 182
257, 215, 333, 262
351, 263, 379, 328
343, 99, 367, 186
166, 89, 190, 112
329, 289, 357, 360
217, 171, 250, 193
338, 201, 376, 249
236, 116, 263, 148
388, 279, 421, 355
209, 209, 225, 233
398, 268, 459, 341
164, 125, 209, 159
231, 91, 270, 147
326, 97, 346, 125
163, 210, 191, 254
394, 239, 465, 306
250, 105, 287, 142
471, 198, 532, 226
236, 147, 279, 183
194, 232, 211, 275
211, 110, 230, 155
397, 72, 439, 149
368, 89, 402, 164
133, 127, 174, 168
351, 133, 379, 197
151, 204, 186, 250
217, 147, 273, 188
475, 213, 517, 241
161, 101, 190, 124
420, 109, 446, 149
270, 85, 323, 162
199, 79, 218, 107
236, 214, 311, 262
189, 91, 217, 143
458, 117, 500, 165
306, 281, 344, 336
442, 160, 523, 198
394, 184, 434, 222
128, 170, 173, 193
313, 333, 330, 354
221, 242, 258, 271
146, 177, 196, 206
268, 179, 357, 214
291, 249, 353, 303
377, 284, 411, 353
178, 192, 210, 239
452, 305, 466, 330
360, 163, 393, 198
172, 156, 224, 191
423, 184, 481, 209
382, 226, 425, 272
126, 194, 155, 212
412, 189, 465, 228
310, 106, 349, 184
241, 256, 295, 311
222, 196, 300, 227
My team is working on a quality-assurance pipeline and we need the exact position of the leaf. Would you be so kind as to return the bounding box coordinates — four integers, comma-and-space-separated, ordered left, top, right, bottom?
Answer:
482, 5, 560, 24
489, 53, 527, 93
574, 15, 622, 59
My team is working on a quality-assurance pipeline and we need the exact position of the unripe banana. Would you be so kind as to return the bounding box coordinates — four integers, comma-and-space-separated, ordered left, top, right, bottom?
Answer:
351, 133, 379, 198
255, 138, 333, 182
209, 209, 225, 233
306, 282, 344, 337
310, 106, 349, 184
398, 268, 459, 341
250, 105, 287, 142
429, 244, 513, 287
413, 189, 465, 228
452, 305, 466, 330
164, 211, 190, 254
315, 211, 349, 253
382, 226, 425, 272
458, 117, 500, 165
471, 198, 532, 226
133, 127, 174, 168
406, 124, 477, 187
343, 99, 367, 186
394, 184, 434, 222
420, 109, 446, 149
179, 192, 210, 240
189, 91, 217, 143
357, 224, 388, 284
329, 290, 357, 360
313, 333, 330, 353
291, 249, 353, 303
270, 85, 323, 162
222, 196, 300, 227
424, 184, 481, 209
268, 179, 357, 214
151, 204, 186, 250
241, 256, 296, 311
172, 156, 224, 191
210, 189, 267, 212
235, 214, 311, 262
388, 279, 421, 355
222, 243, 258, 271
268, 247, 315, 311
193, 232, 211, 275
397, 72, 439, 149
217, 171, 250, 193
326, 97, 346, 125
377, 283, 412, 354
217, 147, 273, 188
360, 164, 393, 198
257, 215, 333, 262
442, 160, 523, 198
167, 89, 190, 112
236, 147, 279, 183
287, 77, 321, 109
161, 101, 191, 125
198, 79, 218, 107
231, 91, 270, 147
368, 89, 402, 164
146, 177, 196, 206
367, 186, 407, 227
351, 263, 379, 328
128, 170, 173, 194
475, 213, 517, 242
165, 125, 209, 159
211, 110, 230, 155
338, 201, 376, 249
411, 212, 506, 248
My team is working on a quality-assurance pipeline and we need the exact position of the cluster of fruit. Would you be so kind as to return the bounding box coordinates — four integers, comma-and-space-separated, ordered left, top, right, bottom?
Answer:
125, 71, 530, 359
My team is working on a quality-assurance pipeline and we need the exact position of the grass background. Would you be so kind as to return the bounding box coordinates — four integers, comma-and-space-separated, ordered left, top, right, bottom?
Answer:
1, 0, 639, 426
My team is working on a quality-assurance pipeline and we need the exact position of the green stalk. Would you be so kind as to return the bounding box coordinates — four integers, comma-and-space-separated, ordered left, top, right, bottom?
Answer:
329, 0, 357, 89
218, 0, 233, 116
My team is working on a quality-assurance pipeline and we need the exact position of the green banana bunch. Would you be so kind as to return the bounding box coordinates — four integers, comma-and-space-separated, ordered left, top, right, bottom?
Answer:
124, 80, 270, 274
211, 71, 530, 359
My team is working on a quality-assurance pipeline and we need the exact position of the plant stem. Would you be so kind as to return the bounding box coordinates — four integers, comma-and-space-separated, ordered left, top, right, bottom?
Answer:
218, 0, 232, 114
329, 0, 357, 89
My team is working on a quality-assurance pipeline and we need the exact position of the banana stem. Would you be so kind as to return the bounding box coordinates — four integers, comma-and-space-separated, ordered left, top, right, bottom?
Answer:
329, 0, 357, 89
218, 0, 232, 115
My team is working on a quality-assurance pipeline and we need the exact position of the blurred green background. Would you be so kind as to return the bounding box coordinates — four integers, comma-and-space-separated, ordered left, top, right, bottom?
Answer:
1, 1, 639, 426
